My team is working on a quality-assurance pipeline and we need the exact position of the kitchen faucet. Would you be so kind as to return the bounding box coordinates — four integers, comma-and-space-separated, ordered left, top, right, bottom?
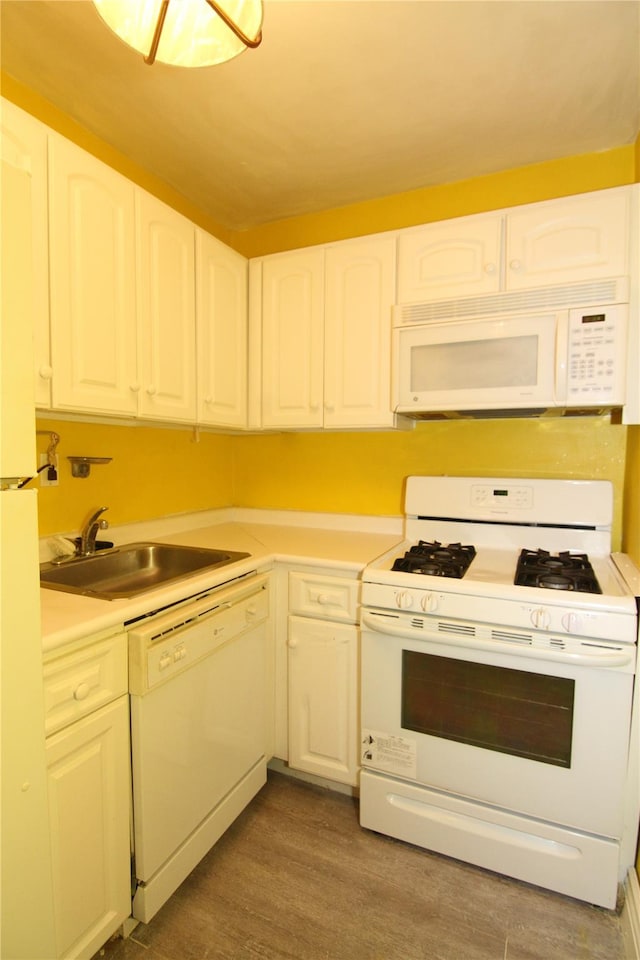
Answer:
79, 506, 109, 556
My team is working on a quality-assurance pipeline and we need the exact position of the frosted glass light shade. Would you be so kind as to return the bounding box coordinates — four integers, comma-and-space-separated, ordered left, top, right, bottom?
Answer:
93, 0, 263, 67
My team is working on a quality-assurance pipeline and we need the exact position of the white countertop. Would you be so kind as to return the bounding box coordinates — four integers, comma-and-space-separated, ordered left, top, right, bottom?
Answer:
40, 518, 402, 653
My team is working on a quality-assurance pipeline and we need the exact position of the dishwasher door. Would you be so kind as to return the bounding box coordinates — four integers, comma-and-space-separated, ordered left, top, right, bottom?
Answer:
129, 576, 269, 922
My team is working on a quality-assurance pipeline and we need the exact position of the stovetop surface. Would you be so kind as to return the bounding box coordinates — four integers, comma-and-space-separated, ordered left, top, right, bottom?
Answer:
365, 540, 634, 609
389, 542, 607, 593
364, 477, 638, 617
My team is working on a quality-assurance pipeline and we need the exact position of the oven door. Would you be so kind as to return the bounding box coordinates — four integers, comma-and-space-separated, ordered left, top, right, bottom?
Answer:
361, 610, 636, 838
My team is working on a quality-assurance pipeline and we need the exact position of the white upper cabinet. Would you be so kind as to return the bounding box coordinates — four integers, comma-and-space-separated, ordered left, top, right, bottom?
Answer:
258, 235, 397, 430
1, 100, 51, 409
196, 230, 247, 428
261, 247, 325, 429
32, 120, 219, 426
397, 187, 631, 304
504, 189, 630, 289
136, 191, 196, 423
48, 134, 138, 416
397, 214, 502, 303
324, 235, 396, 428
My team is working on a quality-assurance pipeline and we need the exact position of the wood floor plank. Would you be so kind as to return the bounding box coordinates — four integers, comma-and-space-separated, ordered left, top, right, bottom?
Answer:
95, 771, 626, 960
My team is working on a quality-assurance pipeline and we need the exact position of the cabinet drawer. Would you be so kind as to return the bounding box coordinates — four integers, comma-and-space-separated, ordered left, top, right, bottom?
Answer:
44, 633, 127, 736
289, 572, 359, 623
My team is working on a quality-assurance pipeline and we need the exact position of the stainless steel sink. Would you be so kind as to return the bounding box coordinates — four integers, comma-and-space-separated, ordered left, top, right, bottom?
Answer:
40, 542, 250, 600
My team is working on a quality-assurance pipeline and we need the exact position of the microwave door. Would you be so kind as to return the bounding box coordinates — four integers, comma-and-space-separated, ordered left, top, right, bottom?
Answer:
394, 313, 560, 414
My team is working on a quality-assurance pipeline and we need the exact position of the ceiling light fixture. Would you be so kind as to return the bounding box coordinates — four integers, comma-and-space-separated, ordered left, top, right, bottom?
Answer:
92, 0, 263, 67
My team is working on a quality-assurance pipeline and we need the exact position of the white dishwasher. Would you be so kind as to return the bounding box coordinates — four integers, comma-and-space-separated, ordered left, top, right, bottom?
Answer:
128, 572, 269, 922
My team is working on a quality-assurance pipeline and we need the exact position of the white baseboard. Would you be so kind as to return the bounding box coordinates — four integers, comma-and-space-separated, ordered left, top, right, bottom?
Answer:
268, 758, 358, 798
622, 869, 640, 960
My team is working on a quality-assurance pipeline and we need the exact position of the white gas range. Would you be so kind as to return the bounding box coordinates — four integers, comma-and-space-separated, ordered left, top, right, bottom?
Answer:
359, 476, 639, 909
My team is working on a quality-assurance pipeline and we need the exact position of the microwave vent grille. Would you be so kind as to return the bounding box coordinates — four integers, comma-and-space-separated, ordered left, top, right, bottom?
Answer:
395, 278, 626, 325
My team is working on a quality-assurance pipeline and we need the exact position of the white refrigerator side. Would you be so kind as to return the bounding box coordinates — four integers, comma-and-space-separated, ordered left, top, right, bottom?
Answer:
0, 492, 56, 958
1, 137, 37, 479
1, 133, 56, 955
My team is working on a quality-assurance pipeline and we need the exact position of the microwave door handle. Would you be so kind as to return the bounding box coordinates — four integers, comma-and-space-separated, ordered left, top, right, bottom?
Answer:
554, 311, 569, 406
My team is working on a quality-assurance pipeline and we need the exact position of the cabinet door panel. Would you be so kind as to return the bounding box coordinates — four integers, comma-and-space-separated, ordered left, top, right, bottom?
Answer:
137, 192, 196, 422
46, 696, 130, 960
43, 632, 128, 737
289, 571, 359, 622
49, 135, 137, 415
288, 616, 358, 785
261, 249, 324, 428
324, 236, 396, 428
196, 231, 247, 428
506, 190, 630, 289
397, 215, 502, 302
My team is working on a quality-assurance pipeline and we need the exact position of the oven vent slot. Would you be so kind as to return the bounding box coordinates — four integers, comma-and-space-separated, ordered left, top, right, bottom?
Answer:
582, 641, 624, 651
491, 629, 533, 645
410, 618, 425, 629
549, 638, 567, 649
438, 622, 475, 637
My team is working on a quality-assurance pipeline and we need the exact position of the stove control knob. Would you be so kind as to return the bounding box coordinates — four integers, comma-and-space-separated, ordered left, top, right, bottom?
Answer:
395, 590, 414, 609
420, 593, 437, 613
530, 607, 550, 629
561, 612, 582, 634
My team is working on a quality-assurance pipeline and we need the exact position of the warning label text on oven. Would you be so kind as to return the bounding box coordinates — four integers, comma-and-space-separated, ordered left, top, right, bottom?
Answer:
361, 728, 417, 779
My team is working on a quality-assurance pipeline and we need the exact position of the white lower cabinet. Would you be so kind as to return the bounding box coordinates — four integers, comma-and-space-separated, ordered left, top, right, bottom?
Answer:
287, 570, 360, 787
44, 631, 131, 960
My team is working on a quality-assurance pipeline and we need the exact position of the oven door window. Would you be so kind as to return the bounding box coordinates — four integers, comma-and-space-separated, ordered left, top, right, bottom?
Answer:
401, 651, 575, 768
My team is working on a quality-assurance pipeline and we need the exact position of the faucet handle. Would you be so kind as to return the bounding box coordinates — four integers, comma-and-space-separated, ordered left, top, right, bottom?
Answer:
79, 506, 110, 556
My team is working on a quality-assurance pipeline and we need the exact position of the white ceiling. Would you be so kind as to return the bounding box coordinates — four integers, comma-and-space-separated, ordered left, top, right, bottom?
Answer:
1, 0, 639, 232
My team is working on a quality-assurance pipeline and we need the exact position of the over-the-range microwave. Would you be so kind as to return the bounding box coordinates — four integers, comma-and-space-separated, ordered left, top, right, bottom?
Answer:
392, 285, 629, 419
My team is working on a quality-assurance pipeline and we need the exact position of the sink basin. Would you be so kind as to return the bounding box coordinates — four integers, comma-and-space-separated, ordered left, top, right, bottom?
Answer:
40, 542, 251, 600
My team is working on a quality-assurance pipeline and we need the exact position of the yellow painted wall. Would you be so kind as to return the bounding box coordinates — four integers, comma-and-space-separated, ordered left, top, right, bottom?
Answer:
0, 75, 238, 249
229, 138, 635, 556
236, 149, 635, 258
7, 76, 639, 881
2, 72, 635, 258
233, 416, 627, 550
35, 418, 234, 536
4, 79, 637, 554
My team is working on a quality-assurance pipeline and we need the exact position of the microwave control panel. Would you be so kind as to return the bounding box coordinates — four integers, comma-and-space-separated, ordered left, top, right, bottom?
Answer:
566, 305, 626, 403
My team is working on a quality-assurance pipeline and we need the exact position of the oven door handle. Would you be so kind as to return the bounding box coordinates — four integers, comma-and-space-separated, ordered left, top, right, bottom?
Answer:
361, 612, 636, 668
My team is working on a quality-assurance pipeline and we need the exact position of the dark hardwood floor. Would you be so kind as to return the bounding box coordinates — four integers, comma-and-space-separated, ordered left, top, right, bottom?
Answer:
95, 770, 625, 960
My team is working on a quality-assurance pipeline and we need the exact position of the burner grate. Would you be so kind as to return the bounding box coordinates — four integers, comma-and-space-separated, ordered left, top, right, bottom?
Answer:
392, 541, 476, 579
514, 549, 602, 594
